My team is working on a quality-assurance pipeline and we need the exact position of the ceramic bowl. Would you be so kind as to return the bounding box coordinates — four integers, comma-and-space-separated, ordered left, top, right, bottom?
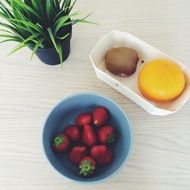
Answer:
43, 93, 132, 183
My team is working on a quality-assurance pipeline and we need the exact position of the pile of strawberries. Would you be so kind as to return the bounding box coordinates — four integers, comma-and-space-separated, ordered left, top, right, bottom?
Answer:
52, 106, 117, 177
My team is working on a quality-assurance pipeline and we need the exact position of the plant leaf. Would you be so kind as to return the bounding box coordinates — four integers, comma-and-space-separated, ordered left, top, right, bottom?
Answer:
9, 18, 42, 33
0, 2, 13, 18
0, 29, 14, 35
0, 34, 19, 38
0, 28, 15, 35
24, 0, 33, 7
53, 15, 70, 35
0, 21, 23, 36
68, 0, 77, 13
4, 0, 11, 5
21, 33, 40, 44
11, 0, 20, 20
8, 33, 40, 55
0, 0, 94, 52
54, 0, 61, 11
72, 13, 98, 25
7, 43, 27, 56
57, 43, 63, 63
7, 21, 34, 37
0, 37, 22, 43
57, 33, 69, 40
46, 0, 52, 20
47, 27, 58, 52
30, 38, 44, 60
62, 0, 71, 11
73, 19, 99, 25
54, 9, 67, 22
31, 0, 38, 10
54, 12, 80, 35
12, 0, 42, 21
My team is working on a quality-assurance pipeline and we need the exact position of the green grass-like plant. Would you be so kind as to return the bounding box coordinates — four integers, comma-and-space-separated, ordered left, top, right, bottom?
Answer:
0, 0, 92, 62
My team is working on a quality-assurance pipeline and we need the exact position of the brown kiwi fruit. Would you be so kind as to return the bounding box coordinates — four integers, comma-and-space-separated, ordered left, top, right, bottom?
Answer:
105, 47, 139, 76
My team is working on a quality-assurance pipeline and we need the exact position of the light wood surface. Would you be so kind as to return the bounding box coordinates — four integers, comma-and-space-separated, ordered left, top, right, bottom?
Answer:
1, 0, 190, 189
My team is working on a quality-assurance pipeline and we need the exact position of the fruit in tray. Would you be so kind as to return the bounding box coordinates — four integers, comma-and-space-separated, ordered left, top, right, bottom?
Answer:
138, 59, 186, 102
52, 106, 117, 177
105, 47, 139, 76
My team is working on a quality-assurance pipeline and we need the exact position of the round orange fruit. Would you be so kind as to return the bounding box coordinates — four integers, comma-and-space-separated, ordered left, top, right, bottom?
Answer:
138, 59, 186, 102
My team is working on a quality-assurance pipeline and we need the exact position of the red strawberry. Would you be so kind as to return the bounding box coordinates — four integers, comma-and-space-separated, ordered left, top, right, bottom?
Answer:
52, 134, 70, 152
97, 125, 116, 145
64, 125, 80, 142
82, 124, 97, 147
75, 112, 92, 127
79, 156, 96, 177
91, 145, 113, 165
93, 106, 109, 127
69, 146, 88, 164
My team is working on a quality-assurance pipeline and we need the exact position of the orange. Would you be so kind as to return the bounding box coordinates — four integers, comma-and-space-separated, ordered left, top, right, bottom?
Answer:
138, 59, 186, 102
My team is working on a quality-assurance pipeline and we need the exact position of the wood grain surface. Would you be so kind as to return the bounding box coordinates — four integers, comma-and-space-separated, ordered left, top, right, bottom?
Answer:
0, 0, 190, 189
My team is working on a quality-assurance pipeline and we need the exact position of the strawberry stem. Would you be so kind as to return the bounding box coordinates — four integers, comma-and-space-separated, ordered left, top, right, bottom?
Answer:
79, 160, 95, 176
107, 133, 116, 145
53, 135, 64, 147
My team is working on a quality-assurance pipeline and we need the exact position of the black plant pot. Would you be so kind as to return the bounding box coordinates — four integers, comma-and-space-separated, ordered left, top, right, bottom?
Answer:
34, 25, 72, 65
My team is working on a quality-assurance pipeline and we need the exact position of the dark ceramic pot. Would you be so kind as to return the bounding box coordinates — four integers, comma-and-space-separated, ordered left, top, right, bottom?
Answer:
33, 24, 72, 65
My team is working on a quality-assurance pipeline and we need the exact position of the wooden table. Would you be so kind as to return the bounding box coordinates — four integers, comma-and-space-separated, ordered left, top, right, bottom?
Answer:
0, 0, 190, 189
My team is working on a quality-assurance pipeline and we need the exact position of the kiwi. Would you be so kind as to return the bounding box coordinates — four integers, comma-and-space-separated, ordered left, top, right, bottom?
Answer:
105, 47, 139, 76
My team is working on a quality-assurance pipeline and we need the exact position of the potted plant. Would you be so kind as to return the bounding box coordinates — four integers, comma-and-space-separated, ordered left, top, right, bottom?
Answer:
0, 0, 91, 65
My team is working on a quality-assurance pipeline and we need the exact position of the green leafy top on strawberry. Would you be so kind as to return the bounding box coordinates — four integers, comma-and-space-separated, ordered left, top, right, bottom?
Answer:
97, 125, 116, 145
53, 135, 64, 147
79, 157, 96, 176
106, 133, 116, 145
52, 134, 70, 152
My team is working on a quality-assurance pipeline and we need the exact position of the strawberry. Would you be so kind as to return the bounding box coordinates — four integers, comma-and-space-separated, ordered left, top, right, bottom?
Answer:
91, 145, 113, 165
75, 112, 92, 127
82, 124, 97, 147
97, 125, 116, 145
69, 145, 88, 164
64, 125, 80, 142
52, 134, 70, 152
79, 156, 96, 177
93, 106, 109, 127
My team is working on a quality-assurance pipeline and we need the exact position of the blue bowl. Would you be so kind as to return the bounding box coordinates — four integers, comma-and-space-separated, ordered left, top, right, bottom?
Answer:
43, 93, 132, 183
